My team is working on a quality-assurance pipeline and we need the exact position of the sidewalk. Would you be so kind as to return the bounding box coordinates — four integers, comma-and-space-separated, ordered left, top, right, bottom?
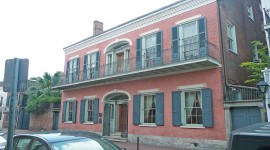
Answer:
115, 141, 183, 150
1, 129, 183, 150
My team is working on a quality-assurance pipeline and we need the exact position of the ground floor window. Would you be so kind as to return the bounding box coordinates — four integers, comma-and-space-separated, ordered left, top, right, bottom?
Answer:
62, 100, 77, 123
141, 95, 156, 124
183, 90, 202, 125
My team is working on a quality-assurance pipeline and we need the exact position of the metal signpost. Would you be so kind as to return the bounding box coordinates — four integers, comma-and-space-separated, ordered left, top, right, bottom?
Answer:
3, 58, 29, 150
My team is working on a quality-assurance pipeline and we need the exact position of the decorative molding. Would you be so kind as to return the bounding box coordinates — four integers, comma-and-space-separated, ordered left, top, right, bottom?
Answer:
138, 88, 160, 94
140, 28, 160, 37
66, 97, 76, 101
84, 95, 97, 99
69, 55, 79, 60
177, 83, 206, 90
175, 14, 202, 25
64, 0, 216, 55
102, 89, 131, 102
86, 49, 99, 54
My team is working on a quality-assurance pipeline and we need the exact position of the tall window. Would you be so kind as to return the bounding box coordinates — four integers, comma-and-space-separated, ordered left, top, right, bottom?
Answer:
141, 95, 156, 124
84, 52, 98, 79
66, 58, 79, 83
63, 100, 77, 123
143, 34, 157, 68
182, 91, 202, 125
85, 100, 94, 122
247, 3, 254, 20
227, 23, 237, 53
67, 102, 74, 122
181, 21, 198, 59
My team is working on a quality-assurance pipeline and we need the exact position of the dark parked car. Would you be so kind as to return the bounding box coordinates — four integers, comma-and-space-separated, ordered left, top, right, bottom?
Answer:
228, 122, 270, 150
5, 130, 126, 150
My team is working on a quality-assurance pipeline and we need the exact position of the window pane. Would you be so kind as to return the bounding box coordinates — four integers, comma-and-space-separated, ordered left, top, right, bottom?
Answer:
184, 91, 202, 125
143, 95, 156, 123
15, 138, 31, 150
30, 140, 48, 150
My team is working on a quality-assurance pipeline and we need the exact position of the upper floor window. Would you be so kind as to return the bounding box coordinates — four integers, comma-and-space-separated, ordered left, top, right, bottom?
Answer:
106, 42, 130, 75
136, 31, 163, 69
171, 17, 207, 63
62, 100, 77, 123
227, 23, 237, 54
83, 51, 100, 80
247, 3, 254, 20
66, 58, 80, 83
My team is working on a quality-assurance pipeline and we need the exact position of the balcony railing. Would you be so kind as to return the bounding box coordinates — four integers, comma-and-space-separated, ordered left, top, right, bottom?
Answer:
225, 84, 262, 102
53, 40, 219, 88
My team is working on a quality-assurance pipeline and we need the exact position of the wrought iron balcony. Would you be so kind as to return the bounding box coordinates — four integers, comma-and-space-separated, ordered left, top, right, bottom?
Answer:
53, 41, 220, 90
225, 84, 262, 102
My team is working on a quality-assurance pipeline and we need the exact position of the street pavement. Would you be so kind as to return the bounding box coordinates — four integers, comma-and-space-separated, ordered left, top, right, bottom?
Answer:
0, 129, 183, 150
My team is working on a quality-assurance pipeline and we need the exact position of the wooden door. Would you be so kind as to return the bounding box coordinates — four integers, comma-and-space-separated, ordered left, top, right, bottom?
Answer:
117, 52, 124, 73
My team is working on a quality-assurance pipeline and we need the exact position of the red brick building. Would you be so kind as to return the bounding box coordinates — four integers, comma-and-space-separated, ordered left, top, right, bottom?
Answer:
53, 0, 266, 149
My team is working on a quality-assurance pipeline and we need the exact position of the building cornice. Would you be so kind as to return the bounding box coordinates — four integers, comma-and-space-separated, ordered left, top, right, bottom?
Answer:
64, 0, 216, 55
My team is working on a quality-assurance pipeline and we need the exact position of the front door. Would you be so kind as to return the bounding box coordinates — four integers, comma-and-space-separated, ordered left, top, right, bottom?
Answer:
117, 52, 124, 73
119, 104, 128, 137
110, 104, 116, 133
103, 104, 111, 136
52, 111, 59, 130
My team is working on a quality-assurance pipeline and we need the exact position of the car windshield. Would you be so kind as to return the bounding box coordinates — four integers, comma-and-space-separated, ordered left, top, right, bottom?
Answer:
51, 137, 120, 150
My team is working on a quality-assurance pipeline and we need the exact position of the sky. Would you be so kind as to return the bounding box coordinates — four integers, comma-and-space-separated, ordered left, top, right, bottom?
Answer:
0, 0, 179, 81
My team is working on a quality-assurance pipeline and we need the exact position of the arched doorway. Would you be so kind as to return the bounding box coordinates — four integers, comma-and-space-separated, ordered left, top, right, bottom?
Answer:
103, 92, 129, 138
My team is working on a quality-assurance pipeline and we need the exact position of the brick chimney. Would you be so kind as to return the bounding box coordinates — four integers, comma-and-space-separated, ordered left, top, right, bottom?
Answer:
93, 20, 103, 36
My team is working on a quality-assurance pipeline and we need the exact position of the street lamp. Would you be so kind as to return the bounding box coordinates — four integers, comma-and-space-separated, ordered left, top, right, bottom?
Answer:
257, 77, 269, 108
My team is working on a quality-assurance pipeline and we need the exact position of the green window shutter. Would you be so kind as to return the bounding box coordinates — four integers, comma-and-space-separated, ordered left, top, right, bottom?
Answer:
83, 55, 88, 80
66, 61, 70, 83
156, 31, 163, 66
156, 93, 164, 126
62, 101, 67, 123
172, 26, 180, 63
136, 38, 142, 69
202, 88, 213, 128
133, 95, 141, 125
172, 91, 182, 126
72, 100, 77, 123
93, 98, 99, 124
80, 99, 86, 123
198, 17, 208, 57
95, 51, 100, 78
75, 58, 80, 82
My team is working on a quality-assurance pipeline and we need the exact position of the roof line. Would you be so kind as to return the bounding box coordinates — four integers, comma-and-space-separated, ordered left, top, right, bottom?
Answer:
64, 0, 185, 49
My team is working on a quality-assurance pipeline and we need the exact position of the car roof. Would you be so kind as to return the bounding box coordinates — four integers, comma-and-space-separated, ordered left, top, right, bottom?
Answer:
14, 130, 102, 143
231, 122, 270, 137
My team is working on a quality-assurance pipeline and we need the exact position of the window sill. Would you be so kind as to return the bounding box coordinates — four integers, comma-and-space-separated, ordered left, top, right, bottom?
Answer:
180, 125, 205, 129
64, 121, 74, 124
83, 122, 94, 125
228, 49, 238, 55
139, 124, 157, 127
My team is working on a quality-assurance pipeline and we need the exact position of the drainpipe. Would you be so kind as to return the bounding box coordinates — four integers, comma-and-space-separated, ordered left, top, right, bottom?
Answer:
217, 0, 228, 100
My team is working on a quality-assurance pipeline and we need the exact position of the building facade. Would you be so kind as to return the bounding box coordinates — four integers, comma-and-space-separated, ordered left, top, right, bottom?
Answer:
53, 0, 266, 149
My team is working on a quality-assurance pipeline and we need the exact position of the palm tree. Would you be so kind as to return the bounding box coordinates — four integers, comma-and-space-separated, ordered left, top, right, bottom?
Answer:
26, 71, 62, 114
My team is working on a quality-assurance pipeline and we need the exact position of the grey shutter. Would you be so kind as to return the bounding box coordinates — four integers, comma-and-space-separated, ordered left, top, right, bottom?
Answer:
66, 61, 70, 83
93, 98, 99, 124
172, 91, 182, 126
75, 58, 80, 82
136, 38, 142, 69
133, 95, 141, 125
198, 17, 207, 57
156, 93, 164, 126
72, 100, 77, 123
83, 55, 88, 80
95, 51, 100, 78
202, 88, 213, 127
80, 99, 86, 123
62, 101, 67, 123
172, 26, 180, 63
156, 31, 163, 66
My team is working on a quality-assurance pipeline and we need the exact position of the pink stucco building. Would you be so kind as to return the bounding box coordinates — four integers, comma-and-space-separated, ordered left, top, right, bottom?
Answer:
53, 0, 266, 149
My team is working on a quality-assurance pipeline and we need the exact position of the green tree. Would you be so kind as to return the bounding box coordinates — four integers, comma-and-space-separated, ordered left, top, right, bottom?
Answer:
26, 71, 62, 114
240, 41, 269, 84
